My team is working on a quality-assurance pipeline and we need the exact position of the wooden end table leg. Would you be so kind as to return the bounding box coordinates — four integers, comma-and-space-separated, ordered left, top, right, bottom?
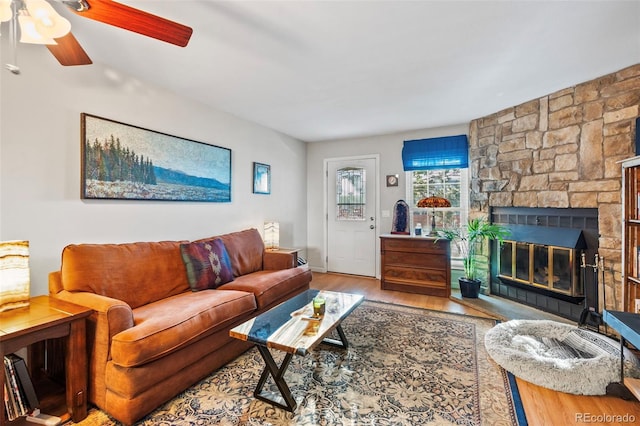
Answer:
254, 346, 297, 412
65, 319, 88, 422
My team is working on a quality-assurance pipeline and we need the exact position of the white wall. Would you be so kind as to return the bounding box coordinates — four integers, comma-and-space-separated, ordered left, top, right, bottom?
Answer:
306, 124, 468, 273
0, 43, 307, 296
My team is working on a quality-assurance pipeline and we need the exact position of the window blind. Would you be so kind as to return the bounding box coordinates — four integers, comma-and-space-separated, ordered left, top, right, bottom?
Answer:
402, 134, 469, 171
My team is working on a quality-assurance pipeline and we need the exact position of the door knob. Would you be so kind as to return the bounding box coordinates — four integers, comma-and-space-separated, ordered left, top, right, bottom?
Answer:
370, 225, 375, 229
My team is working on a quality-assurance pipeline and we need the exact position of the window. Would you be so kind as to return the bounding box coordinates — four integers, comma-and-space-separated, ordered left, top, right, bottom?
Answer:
407, 168, 469, 257
335, 167, 366, 220
402, 134, 469, 259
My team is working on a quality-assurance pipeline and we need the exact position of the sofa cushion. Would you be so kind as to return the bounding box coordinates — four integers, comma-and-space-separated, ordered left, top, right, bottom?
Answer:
218, 267, 311, 309
216, 228, 265, 277
60, 241, 189, 309
110, 289, 256, 368
180, 239, 234, 291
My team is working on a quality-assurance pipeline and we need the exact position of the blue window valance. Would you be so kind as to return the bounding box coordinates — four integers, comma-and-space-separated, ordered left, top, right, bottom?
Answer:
402, 134, 469, 171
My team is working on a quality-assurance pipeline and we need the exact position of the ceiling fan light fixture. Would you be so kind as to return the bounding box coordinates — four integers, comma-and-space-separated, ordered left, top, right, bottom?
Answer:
25, 0, 70, 38
61, 0, 88, 13
18, 11, 57, 44
5, 0, 189, 71
0, 0, 12, 22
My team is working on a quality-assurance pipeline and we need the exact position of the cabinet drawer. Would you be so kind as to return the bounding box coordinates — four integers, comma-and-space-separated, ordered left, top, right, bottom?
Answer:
383, 266, 448, 285
382, 238, 448, 254
384, 251, 447, 269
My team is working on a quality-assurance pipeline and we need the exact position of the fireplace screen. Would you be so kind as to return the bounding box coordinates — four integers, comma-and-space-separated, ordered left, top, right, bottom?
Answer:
499, 240, 582, 297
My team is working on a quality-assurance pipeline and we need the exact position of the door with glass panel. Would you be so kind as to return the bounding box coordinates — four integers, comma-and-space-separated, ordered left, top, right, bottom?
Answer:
327, 157, 377, 277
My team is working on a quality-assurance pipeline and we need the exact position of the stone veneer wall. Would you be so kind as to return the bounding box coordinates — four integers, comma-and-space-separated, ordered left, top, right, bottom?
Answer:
468, 63, 640, 310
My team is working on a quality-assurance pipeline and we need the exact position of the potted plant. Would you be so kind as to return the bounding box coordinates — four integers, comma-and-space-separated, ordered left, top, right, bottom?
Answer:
437, 218, 509, 298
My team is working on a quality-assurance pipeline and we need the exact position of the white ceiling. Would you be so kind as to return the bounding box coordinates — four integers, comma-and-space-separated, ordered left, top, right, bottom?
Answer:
49, 1, 640, 141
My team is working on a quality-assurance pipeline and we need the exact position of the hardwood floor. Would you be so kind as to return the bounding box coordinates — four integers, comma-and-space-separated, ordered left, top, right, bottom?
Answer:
311, 272, 640, 426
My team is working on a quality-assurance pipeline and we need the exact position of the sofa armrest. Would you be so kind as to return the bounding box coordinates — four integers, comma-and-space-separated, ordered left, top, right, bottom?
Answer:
263, 251, 296, 270
49, 271, 64, 294
50, 289, 134, 408
52, 290, 135, 338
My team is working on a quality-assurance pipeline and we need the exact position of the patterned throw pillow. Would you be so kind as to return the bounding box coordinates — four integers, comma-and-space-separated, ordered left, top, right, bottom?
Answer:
180, 239, 234, 291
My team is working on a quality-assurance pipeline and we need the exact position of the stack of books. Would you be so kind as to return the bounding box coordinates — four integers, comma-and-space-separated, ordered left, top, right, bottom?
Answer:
3, 353, 39, 421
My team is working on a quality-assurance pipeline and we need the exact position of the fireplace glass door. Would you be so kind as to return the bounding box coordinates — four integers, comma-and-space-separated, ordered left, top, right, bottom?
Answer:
532, 245, 549, 286
515, 243, 530, 282
499, 243, 512, 276
498, 240, 582, 297
551, 247, 574, 294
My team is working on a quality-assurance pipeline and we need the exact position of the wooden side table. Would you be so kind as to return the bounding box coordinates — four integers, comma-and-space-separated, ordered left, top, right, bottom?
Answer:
0, 296, 93, 425
268, 248, 301, 266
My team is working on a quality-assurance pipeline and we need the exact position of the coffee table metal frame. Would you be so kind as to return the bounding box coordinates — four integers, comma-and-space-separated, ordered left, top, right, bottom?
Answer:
229, 289, 363, 412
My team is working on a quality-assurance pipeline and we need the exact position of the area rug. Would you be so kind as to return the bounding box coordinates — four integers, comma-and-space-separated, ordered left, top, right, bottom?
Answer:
73, 301, 527, 425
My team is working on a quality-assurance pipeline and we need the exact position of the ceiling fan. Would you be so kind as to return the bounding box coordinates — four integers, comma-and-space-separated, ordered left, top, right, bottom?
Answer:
3, 0, 192, 68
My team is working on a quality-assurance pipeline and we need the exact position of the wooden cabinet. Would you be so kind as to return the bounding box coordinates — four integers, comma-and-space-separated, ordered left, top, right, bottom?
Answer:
380, 235, 451, 297
622, 156, 640, 313
0, 296, 92, 425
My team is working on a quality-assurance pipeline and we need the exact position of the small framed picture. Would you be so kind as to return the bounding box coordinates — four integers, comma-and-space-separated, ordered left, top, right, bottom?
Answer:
386, 174, 399, 187
253, 162, 271, 194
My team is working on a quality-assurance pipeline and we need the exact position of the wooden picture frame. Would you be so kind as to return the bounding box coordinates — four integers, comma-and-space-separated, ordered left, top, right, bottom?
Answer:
81, 113, 231, 202
253, 162, 271, 194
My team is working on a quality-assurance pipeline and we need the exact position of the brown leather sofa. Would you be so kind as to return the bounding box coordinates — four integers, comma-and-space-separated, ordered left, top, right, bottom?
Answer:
48, 228, 311, 424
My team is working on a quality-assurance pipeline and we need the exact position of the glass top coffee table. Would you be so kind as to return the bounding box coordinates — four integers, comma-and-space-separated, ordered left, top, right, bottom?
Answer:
229, 289, 364, 411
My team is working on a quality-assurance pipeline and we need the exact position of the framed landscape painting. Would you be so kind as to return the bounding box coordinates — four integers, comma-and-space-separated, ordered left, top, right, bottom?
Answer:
81, 113, 231, 202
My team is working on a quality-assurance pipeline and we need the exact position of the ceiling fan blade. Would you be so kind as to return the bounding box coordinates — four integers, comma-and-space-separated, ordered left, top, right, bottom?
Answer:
69, 0, 193, 47
46, 32, 93, 66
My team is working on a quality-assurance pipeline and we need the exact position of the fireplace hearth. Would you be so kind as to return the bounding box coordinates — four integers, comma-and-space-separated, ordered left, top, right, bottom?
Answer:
490, 207, 599, 322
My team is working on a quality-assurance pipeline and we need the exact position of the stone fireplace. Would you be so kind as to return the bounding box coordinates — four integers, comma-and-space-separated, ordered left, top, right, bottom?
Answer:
468, 63, 640, 313
490, 207, 598, 321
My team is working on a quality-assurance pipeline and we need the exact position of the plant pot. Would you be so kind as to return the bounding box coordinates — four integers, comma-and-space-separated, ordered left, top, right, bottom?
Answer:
459, 277, 481, 298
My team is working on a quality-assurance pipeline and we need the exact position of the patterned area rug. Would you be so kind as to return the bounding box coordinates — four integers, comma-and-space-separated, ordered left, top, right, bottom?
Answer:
73, 301, 526, 425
